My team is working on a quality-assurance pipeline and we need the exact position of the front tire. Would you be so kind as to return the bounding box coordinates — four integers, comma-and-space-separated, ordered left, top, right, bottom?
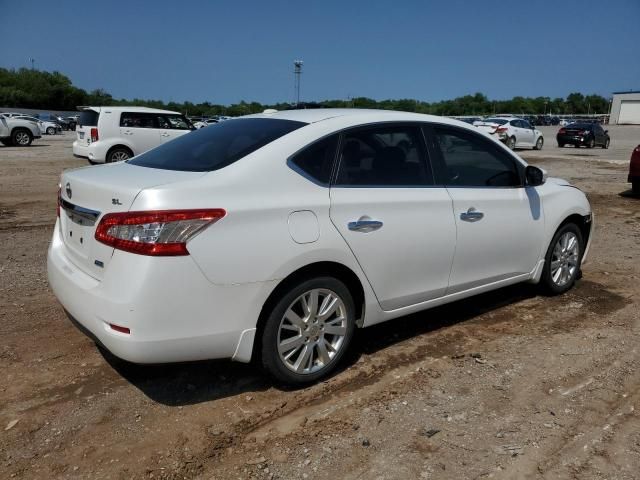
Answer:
11, 129, 32, 146
632, 181, 640, 194
558, 142, 565, 148
587, 138, 595, 149
541, 223, 583, 295
603, 138, 610, 149
534, 137, 544, 150
260, 276, 356, 385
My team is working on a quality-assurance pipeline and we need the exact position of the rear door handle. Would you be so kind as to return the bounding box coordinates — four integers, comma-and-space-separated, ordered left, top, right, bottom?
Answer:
123, 130, 133, 135
460, 208, 484, 222
160, 132, 171, 137
348, 219, 383, 232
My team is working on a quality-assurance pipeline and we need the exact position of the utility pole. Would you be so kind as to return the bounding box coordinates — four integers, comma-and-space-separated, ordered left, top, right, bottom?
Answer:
293, 60, 303, 106
29, 57, 35, 70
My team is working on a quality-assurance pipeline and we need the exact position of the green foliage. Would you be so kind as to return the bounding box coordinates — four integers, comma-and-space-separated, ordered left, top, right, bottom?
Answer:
0, 67, 611, 116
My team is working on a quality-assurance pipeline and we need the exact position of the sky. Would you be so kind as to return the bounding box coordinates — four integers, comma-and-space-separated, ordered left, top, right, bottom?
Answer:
1, 0, 638, 105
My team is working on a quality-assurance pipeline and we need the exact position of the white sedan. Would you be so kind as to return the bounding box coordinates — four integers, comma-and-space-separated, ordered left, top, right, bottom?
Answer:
48, 109, 592, 384
474, 117, 544, 150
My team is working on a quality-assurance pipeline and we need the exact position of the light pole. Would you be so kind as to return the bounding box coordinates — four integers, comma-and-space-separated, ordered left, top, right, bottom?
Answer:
29, 57, 35, 70
293, 60, 303, 106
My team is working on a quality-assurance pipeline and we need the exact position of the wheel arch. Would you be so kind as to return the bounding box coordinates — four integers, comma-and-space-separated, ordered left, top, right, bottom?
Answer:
251, 261, 366, 362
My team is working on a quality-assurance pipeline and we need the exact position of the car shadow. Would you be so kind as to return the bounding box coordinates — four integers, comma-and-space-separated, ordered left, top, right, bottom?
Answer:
619, 188, 639, 198
101, 282, 540, 406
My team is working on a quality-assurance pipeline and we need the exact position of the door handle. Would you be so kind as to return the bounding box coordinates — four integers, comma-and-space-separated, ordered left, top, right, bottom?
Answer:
161, 133, 170, 137
348, 218, 383, 232
123, 130, 133, 135
460, 208, 484, 222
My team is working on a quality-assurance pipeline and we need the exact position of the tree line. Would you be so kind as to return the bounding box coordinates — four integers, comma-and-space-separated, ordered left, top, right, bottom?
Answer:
0, 67, 610, 117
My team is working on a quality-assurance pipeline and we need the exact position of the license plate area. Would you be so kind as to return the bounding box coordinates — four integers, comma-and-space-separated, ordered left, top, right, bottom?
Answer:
62, 213, 95, 256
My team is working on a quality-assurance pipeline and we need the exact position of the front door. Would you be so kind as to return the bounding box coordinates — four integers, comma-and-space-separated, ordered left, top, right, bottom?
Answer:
329, 123, 456, 311
427, 125, 544, 293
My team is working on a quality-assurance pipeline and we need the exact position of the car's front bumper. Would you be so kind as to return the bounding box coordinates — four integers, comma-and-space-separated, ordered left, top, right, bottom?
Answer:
47, 221, 272, 364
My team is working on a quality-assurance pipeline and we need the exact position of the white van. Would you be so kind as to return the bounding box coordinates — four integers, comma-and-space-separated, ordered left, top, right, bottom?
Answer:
73, 106, 195, 163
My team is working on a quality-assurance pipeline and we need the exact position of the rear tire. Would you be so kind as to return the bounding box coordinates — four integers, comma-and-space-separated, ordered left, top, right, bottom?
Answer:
558, 142, 565, 148
106, 147, 133, 163
603, 138, 610, 149
46, 127, 55, 135
260, 276, 356, 385
506, 136, 516, 150
1, 139, 12, 146
587, 138, 595, 149
632, 181, 640, 194
540, 223, 583, 295
11, 128, 32, 146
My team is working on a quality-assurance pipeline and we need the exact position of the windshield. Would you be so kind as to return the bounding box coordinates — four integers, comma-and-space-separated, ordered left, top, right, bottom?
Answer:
128, 118, 306, 172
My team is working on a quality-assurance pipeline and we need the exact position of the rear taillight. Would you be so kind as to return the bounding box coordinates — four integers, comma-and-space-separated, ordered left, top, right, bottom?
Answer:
495, 127, 508, 133
95, 209, 226, 256
558, 128, 566, 134
90, 127, 99, 142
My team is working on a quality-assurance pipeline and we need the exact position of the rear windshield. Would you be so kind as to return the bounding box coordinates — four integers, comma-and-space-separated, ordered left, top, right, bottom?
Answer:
483, 118, 508, 125
78, 110, 99, 127
567, 123, 591, 129
128, 118, 306, 172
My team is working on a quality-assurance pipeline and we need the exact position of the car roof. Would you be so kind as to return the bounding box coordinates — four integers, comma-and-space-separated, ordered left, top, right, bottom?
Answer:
77, 106, 181, 115
245, 108, 473, 129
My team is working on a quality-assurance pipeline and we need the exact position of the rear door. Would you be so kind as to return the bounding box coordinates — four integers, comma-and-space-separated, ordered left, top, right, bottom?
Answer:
427, 125, 544, 293
329, 123, 456, 311
119, 112, 161, 155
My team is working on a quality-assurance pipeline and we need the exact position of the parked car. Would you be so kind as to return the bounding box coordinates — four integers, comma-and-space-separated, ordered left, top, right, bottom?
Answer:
629, 145, 640, 194
14, 115, 62, 135
473, 117, 544, 150
557, 123, 610, 148
66, 116, 79, 130
73, 106, 195, 163
0, 115, 42, 146
48, 109, 593, 384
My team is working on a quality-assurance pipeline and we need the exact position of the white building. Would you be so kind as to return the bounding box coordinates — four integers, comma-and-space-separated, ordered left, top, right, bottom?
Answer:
609, 91, 640, 125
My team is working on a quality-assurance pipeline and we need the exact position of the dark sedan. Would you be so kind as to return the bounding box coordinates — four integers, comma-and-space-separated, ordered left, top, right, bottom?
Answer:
557, 123, 610, 149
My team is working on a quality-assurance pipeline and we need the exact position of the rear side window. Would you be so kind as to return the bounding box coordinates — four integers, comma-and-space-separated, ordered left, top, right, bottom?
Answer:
120, 112, 157, 128
432, 127, 522, 187
289, 135, 338, 185
128, 118, 306, 172
78, 110, 99, 127
334, 124, 433, 186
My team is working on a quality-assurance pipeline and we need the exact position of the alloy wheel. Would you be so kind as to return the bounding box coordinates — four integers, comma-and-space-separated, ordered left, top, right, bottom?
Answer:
550, 232, 579, 287
277, 288, 348, 374
15, 132, 30, 145
109, 151, 130, 162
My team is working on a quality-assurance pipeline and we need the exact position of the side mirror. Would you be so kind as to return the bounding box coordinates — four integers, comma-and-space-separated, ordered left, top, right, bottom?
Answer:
525, 165, 547, 186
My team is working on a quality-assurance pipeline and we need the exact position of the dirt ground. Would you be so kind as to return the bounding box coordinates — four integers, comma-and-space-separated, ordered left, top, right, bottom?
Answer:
1, 127, 639, 480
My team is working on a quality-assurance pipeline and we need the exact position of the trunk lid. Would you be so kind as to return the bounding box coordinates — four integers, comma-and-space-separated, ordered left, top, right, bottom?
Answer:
59, 163, 206, 280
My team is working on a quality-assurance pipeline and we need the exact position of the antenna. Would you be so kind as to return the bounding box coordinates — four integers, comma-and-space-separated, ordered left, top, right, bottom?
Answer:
293, 60, 303, 106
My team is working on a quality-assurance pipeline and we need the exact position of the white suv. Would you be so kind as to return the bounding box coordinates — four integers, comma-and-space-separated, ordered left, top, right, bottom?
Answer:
73, 106, 195, 164
474, 117, 544, 150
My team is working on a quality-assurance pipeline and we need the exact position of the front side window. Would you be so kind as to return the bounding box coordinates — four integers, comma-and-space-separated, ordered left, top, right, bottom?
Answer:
289, 135, 338, 185
128, 118, 306, 172
158, 114, 193, 130
433, 127, 522, 187
334, 125, 432, 186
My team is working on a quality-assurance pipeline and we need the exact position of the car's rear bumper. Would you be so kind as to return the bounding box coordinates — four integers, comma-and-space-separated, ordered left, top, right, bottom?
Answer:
72, 141, 106, 163
557, 134, 591, 145
47, 220, 273, 364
